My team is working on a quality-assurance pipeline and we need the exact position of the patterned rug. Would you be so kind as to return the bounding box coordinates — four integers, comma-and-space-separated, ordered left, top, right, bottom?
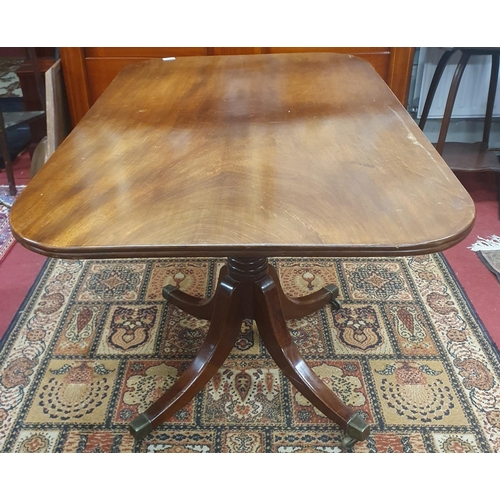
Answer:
0, 186, 24, 262
1, 254, 500, 453
0, 58, 23, 98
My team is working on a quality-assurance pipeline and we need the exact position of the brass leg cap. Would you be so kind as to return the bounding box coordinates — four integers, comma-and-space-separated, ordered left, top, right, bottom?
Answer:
346, 413, 370, 442
324, 284, 339, 299
162, 284, 177, 300
129, 414, 153, 440
341, 414, 370, 450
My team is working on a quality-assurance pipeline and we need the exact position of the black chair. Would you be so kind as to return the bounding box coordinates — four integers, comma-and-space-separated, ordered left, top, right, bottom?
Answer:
419, 48, 500, 217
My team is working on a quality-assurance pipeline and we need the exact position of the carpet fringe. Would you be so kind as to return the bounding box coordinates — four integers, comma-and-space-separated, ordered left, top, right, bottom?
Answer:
469, 235, 500, 252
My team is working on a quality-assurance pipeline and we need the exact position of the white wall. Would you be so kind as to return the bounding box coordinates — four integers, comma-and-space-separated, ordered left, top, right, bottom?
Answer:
416, 48, 500, 119
412, 48, 500, 147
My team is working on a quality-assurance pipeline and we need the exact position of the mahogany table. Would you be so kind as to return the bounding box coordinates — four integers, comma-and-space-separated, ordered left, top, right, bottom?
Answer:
10, 53, 475, 449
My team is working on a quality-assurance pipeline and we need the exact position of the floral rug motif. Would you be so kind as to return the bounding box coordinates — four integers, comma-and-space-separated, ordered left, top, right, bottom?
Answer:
0, 254, 499, 453
0, 186, 24, 262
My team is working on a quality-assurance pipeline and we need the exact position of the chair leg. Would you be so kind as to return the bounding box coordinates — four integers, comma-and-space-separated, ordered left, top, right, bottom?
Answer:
0, 112, 16, 196
436, 50, 471, 155
419, 49, 456, 131
483, 54, 499, 147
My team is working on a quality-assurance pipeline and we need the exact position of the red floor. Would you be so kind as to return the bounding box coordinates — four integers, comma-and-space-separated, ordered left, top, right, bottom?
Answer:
443, 170, 500, 345
1, 155, 500, 349
1, 154, 43, 338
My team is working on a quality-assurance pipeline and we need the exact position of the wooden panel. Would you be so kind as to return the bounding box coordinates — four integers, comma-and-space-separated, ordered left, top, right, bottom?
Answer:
264, 47, 390, 54
84, 47, 209, 58
387, 47, 415, 106
355, 53, 390, 81
60, 48, 91, 128
212, 48, 263, 55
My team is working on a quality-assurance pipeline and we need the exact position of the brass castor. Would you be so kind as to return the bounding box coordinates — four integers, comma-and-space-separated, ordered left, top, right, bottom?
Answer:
325, 284, 341, 312
129, 413, 153, 440
331, 299, 341, 312
341, 435, 358, 450
341, 413, 370, 451
162, 284, 177, 300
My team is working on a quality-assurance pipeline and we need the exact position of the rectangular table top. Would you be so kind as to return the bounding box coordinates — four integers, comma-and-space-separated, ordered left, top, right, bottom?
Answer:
11, 52, 475, 259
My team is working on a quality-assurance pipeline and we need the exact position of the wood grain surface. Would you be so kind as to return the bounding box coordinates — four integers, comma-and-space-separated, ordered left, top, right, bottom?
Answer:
60, 47, 414, 125
11, 52, 475, 259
